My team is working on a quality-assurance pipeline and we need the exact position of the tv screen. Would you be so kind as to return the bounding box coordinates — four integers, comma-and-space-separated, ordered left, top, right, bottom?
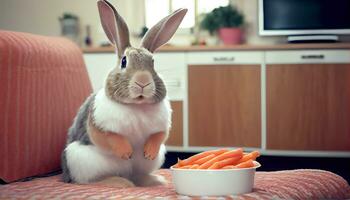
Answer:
260, 0, 350, 35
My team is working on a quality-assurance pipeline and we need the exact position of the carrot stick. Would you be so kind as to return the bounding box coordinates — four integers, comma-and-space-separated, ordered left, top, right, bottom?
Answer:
178, 149, 228, 166
199, 149, 243, 169
172, 149, 260, 170
172, 158, 182, 168
218, 156, 242, 168
215, 148, 243, 161
208, 156, 242, 169
198, 157, 218, 169
210, 149, 230, 155
179, 165, 192, 169
190, 164, 199, 169
173, 159, 180, 168
237, 151, 260, 163
235, 159, 255, 168
193, 154, 216, 165
222, 165, 235, 169
208, 162, 220, 169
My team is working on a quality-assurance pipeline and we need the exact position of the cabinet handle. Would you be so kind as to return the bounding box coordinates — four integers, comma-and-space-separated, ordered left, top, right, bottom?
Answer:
213, 57, 235, 62
301, 54, 325, 59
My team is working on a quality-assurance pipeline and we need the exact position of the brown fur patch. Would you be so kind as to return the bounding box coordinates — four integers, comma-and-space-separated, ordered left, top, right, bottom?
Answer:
87, 112, 133, 160
144, 132, 166, 160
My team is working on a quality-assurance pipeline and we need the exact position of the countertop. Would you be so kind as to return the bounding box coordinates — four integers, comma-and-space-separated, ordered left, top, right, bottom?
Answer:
83, 43, 350, 53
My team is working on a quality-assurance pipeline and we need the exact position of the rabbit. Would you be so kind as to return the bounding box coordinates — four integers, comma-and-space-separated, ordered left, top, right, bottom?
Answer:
61, 0, 187, 187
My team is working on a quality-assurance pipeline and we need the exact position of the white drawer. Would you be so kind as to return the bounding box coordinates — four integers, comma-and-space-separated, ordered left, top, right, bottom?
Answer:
266, 50, 350, 64
187, 51, 264, 65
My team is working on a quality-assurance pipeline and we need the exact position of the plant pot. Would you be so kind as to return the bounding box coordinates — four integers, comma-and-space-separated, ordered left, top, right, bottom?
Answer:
218, 28, 242, 45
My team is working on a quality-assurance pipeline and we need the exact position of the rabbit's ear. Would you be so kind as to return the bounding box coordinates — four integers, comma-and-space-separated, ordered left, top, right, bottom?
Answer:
141, 8, 187, 53
97, 0, 130, 57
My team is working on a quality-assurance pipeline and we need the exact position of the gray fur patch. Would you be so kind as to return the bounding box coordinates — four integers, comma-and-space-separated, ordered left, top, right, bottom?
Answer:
66, 94, 96, 145
61, 149, 72, 183
105, 68, 131, 103
105, 47, 167, 104
152, 73, 166, 103
61, 94, 96, 183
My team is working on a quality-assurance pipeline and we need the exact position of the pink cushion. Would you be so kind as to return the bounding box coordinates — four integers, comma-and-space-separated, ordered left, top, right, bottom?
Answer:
0, 169, 349, 199
0, 30, 92, 182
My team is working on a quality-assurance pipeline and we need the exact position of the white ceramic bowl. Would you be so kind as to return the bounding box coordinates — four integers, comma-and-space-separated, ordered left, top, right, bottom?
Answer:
171, 161, 261, 196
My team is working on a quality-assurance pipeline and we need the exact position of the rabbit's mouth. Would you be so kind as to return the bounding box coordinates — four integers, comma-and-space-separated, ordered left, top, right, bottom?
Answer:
136, 95, 144, 101
131, 95, 154, 104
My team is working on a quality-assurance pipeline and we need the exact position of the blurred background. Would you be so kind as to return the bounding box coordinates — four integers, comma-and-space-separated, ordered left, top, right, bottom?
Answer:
1, 0, 350, 186
3, 0, 350, 47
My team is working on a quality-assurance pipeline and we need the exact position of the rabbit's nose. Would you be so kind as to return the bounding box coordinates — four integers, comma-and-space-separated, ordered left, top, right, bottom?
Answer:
135, 81, 151, 88
133, 71, 153, 87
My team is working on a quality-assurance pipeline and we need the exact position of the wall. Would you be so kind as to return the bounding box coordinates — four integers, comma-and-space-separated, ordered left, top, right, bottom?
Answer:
0, 0, 144, 46
1, 0, 349, 46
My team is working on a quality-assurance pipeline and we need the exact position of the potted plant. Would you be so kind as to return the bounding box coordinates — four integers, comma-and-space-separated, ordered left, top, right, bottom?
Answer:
200, 5, 244, 45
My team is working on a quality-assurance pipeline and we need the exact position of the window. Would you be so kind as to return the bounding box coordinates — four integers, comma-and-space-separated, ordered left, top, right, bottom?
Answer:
145, 0, 229, 29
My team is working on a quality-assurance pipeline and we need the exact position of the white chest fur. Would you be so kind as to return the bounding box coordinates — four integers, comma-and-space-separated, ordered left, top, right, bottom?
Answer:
92, 89, 172, 144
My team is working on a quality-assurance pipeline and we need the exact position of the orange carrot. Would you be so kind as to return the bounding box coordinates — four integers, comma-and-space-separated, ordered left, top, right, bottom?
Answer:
208, 162, 220, 169
179, 165, 192, 169
210, 149, 230, 155
178, 149, 228, 166
172, 149, 260, 170
237, 151, 260, 163
215, 148, 243, 161
235, 159, 255, 168
208, 156, 242, 169
198, 157, 219, 169
199, 149, 243, 169
222, 165, 235, 169
219, 156, 242, 168
193, 154, 216, 165
172, 158, 182, 168
190, 164, 199, 169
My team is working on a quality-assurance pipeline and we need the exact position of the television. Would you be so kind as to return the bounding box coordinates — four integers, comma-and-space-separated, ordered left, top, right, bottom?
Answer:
259, 0, 350, 42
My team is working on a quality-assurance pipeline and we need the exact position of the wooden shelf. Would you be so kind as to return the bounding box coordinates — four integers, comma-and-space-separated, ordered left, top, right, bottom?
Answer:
83, 43, 350, 53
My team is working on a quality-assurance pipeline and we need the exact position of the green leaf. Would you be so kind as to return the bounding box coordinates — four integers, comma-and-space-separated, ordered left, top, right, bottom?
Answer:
199, 5, 244, 33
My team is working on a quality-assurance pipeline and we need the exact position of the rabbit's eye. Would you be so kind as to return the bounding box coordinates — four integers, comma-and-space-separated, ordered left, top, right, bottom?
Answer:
121, 56, 127, 69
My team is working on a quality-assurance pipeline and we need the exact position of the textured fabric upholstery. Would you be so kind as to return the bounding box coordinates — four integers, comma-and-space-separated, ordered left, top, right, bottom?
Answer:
0, 169, 349, 199
0, 30, 92, 182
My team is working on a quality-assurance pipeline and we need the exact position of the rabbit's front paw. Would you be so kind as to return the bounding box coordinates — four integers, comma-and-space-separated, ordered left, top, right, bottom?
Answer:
143, 132, 165, 160
144, 141, 160, 160
109, 135, 133, 160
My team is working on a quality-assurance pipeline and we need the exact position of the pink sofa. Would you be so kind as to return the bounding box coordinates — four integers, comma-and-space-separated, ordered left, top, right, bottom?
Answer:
0, 30, 349, 199
0, 30, 92, 183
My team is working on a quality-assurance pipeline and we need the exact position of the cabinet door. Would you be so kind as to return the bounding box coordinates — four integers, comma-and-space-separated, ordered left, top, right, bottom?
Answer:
166, 101, 183, 146
188, 65, 261, 147
267, 64, 350, 151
